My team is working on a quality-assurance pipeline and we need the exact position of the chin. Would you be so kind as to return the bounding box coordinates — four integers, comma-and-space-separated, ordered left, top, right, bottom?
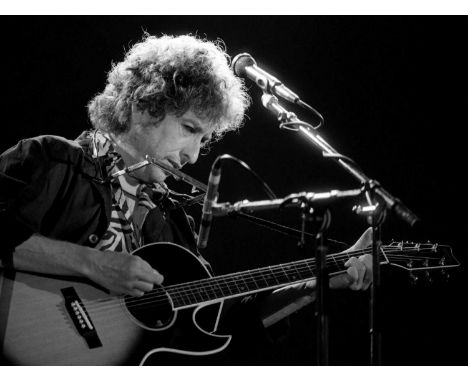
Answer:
149, 169, 168, 184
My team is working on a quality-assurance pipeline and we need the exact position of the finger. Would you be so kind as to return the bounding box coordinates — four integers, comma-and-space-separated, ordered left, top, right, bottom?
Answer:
129, 289, 145, 298
346, 266, 360, 290
345, 257, 366, 290
149, 269, 164, 285
136, 270, 164, 285
359, 254, 373, 290
133, 257, 165, 285
348, 227, 373, 252
329, 273, 352, 289
132, 280, 155, 293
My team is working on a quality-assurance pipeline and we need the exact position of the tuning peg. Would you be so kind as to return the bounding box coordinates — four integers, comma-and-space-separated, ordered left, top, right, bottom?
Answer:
424, 271, 433, 283
440, 269, 450, 282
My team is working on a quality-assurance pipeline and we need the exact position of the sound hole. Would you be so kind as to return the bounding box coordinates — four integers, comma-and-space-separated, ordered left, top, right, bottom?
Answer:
124, 286, 174, 330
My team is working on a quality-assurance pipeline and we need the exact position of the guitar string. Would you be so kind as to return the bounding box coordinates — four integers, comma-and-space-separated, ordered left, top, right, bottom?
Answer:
82, 253, 446, 325
81, 250, 448, 328
82, 248, 443, 314
121, 247, 445, 309
109, 252, 444, 313
84, 254, 442, 316
81, 248, 443, 315
82, 248, 367, 312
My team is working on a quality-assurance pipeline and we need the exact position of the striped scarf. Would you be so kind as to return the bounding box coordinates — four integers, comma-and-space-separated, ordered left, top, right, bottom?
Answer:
89, 131, 168, 253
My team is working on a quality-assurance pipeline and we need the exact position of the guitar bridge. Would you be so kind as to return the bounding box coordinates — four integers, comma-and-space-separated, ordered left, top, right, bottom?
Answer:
61, 287, 102, 349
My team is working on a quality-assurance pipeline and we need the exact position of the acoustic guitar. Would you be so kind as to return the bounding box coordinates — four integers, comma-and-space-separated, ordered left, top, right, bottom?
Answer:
0, 241, 458, 365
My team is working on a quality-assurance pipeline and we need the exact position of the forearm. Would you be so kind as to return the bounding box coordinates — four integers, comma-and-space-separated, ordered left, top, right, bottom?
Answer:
258, 273, 355, 328
259, 285, 317, 328
2, 233, 164, 297
2, 233, 99, 279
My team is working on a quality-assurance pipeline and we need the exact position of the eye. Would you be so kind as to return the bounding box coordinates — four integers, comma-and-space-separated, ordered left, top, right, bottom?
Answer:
183, 124, 196, 134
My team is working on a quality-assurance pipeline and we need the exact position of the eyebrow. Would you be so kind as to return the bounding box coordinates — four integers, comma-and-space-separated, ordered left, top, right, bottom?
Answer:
183, 117, 213, 142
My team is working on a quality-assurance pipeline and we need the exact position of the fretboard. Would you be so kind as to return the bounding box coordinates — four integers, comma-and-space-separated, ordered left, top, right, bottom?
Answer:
165, 247, 383, 309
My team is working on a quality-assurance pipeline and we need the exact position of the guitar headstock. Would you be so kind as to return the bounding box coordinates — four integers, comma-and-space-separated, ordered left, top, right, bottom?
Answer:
382, 241, 459, 272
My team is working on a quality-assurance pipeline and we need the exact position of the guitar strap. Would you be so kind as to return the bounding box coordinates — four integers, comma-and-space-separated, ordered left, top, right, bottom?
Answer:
141, 205, 171, 244
0, 268, 15, 354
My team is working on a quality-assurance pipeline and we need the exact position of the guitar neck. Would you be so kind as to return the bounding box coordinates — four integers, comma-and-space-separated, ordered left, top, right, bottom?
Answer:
165, 247, 382, 309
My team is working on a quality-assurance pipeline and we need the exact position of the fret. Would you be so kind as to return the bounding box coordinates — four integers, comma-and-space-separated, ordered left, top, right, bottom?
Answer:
193, 282, 210, 301
262, 267, 281, 287
210, 278, 226, 298
188, 282, 209, 304
222, 277, 238, 296
380, 246, 389, 263
329, 253, 341, 273
223, 276, 241, 296
280, 264, 300, 283
273, 265, 293, 284
190, 286, 204, 302
231, 274, 250, 294
215, 277, 233, 297
338, 252, 350, 270
304, 259, 315, 278
196, 279, 223, 301
167, 290, 185, 308
250, 269, 270, 289
200, 282, 218, 301
290, 261, 310, 281
244, 270, 260, 291
170, 287, 193, 306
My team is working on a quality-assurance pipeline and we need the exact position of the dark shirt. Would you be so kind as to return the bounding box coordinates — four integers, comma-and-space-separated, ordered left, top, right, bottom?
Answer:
0, 134, 202, 264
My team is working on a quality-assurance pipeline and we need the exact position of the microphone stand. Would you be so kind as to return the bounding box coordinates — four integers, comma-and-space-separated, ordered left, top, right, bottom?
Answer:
300, 202, 332, 365
214, 188, 361, 366
260, 93, 419, 366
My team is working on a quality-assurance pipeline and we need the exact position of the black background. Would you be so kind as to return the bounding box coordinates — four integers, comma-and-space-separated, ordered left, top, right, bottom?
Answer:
1, 16, 466, 365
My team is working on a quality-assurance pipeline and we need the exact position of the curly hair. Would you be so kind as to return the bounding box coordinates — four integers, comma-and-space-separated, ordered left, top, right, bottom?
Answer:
87, 34, 250, 140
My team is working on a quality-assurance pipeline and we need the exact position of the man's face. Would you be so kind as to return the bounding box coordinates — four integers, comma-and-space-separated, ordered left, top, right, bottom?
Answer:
116, 108, 215, 184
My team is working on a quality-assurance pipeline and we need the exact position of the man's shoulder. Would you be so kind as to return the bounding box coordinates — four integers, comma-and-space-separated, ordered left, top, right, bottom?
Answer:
11, 134, 87, 163
23, 134, 81, 150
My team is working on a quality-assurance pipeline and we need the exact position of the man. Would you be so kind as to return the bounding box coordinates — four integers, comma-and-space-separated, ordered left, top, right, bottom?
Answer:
0, 34, 371, 364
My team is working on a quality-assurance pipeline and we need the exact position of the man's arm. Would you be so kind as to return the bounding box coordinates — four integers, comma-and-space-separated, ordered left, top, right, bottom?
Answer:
258, 228, 373, 328
4, 233, 164, 297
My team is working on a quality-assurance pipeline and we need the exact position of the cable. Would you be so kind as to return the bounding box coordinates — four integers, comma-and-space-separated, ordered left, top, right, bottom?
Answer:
215, 154, 277, 200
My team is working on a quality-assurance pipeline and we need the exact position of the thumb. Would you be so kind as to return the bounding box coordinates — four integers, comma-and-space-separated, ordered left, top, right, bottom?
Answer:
348, 227, 373, 252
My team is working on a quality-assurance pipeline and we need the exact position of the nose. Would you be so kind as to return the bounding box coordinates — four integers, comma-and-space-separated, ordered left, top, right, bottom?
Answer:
180, 138, 201, 165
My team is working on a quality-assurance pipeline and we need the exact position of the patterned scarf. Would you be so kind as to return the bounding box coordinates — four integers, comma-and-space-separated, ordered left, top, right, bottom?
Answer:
88, 131, 169, 253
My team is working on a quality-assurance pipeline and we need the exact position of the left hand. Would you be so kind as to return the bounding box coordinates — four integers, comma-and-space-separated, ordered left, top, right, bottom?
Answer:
329, 227, 373, 291
259, 228, 373, 327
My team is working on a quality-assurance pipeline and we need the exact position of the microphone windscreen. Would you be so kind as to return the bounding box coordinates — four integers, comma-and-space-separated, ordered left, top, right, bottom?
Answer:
231, 53, 256, 77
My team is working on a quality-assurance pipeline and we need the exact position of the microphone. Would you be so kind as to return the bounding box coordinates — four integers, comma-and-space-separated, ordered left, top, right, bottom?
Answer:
261, 93, 291, 121
197, 159, 223, 249
232, 53, 300, 104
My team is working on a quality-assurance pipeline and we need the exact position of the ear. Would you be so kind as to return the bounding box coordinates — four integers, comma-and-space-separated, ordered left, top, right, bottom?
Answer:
130, 103, 144, 122
130, 104, 153, 129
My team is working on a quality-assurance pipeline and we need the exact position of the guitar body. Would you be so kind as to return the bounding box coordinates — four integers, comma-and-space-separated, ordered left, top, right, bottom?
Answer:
0, 242, 229, 365
1, 238, 457, 365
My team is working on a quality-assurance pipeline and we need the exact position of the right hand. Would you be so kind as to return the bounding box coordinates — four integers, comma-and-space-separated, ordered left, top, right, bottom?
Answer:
87, 250, 164, 297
